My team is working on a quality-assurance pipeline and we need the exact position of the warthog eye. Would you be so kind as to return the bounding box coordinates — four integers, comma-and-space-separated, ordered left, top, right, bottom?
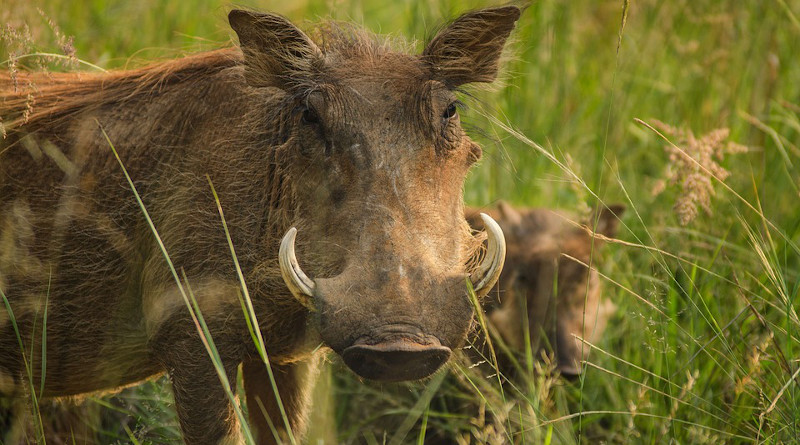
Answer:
443, 101, 459, 120
301, 107, 320, 125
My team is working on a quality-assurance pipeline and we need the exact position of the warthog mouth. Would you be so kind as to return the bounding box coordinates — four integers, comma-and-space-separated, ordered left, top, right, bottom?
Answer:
342, 335, 452, 382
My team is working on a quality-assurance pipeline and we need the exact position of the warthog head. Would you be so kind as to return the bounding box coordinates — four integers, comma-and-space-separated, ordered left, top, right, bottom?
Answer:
468, 203, 624, 378
229, 7, 519, 381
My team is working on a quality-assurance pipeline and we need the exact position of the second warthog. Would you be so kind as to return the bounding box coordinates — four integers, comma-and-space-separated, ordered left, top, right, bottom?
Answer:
467, 202, 624, 378
0, 6, 520, 444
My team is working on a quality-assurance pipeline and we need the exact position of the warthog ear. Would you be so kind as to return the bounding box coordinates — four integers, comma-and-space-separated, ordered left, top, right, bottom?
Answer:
590, 204, 626, 238
229, 10, 321, 89
422, 5, 521, 87
497, 200, 523, 226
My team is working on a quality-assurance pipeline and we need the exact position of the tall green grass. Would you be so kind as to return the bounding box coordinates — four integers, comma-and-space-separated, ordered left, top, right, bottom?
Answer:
3, 0, 800, 443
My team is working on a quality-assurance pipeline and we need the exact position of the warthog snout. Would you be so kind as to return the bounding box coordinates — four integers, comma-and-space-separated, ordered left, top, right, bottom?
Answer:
278, 214, 505, 381
342, 330, 452, 381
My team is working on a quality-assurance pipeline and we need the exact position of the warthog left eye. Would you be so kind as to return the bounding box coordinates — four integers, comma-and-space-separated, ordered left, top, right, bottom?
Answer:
442, 101, 460, 120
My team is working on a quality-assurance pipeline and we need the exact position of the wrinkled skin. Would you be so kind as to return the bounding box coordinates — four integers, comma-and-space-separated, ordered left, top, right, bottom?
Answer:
0, 7, 520, 445
467, 202, 624, 378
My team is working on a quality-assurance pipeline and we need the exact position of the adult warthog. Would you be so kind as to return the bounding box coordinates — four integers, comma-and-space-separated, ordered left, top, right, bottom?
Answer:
0, 6, 519, 444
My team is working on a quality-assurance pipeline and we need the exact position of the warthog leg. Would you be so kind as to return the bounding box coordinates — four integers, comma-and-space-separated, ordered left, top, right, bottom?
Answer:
158, 337, 243, 445
243, 356, 321, 445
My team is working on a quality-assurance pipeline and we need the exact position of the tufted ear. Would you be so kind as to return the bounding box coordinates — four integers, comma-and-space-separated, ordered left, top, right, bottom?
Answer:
422, 5, 521, 88
228, 9, 322, 90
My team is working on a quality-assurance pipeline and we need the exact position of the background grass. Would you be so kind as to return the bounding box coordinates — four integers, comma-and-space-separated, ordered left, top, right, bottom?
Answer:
3, 0, 800, 443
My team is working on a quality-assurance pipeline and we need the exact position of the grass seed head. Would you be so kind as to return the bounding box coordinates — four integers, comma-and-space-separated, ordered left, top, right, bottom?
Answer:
651, 120, 748, 225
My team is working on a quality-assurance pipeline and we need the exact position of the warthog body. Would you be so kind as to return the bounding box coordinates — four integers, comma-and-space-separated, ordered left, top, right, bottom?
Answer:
0, 7, 518, 443
467, 202, 624, 378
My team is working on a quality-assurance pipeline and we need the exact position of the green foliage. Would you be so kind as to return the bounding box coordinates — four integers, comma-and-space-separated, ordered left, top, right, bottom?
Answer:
3, 0, 800, 443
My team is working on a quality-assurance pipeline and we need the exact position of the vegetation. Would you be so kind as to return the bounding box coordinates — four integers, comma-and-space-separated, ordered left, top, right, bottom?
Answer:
3, 0, 800, 443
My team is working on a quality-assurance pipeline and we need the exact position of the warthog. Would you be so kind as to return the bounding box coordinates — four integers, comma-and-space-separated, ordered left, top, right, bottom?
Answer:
467, 202, 624, 378
0, 6, 520, 444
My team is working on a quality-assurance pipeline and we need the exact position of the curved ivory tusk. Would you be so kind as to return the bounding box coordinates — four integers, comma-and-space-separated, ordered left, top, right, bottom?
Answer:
470, 213, 506, 297
279, 227, 316, 311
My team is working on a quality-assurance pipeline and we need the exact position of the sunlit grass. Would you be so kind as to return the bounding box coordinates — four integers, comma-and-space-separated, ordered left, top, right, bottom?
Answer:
2, 0, 800, 443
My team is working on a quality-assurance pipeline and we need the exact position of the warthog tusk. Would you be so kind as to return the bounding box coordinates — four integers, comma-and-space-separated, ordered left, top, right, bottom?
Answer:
470, 213, 506, 297
279, 227, 316, 311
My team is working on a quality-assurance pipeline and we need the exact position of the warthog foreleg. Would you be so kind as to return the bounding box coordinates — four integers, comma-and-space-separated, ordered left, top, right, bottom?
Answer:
158, 337, 244, 445
170, 362, 242, 444
243, 355, 321, 445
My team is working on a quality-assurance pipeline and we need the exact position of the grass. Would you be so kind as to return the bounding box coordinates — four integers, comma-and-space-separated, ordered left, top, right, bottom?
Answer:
3, 0, 800, 443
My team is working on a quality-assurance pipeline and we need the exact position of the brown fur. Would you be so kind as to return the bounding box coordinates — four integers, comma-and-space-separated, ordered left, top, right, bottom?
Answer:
466, 202, 624, 378
0, 6, 520, 444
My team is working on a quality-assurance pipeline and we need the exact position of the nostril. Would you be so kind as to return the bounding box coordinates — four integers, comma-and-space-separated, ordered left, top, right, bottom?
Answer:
342, 340, 452, 382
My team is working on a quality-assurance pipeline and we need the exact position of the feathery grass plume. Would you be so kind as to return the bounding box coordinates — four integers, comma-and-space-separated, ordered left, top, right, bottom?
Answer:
533, 351, 559, 413
649, 120, 748, 225
625, 385, 650, 440
734, 332, 771, 397
686, 424, 721, 444
36, 8, 77, 70
2, 10, 80, 133
456, 400, 510, 445
660, 369, 698, 437
1, 23, 35, 90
